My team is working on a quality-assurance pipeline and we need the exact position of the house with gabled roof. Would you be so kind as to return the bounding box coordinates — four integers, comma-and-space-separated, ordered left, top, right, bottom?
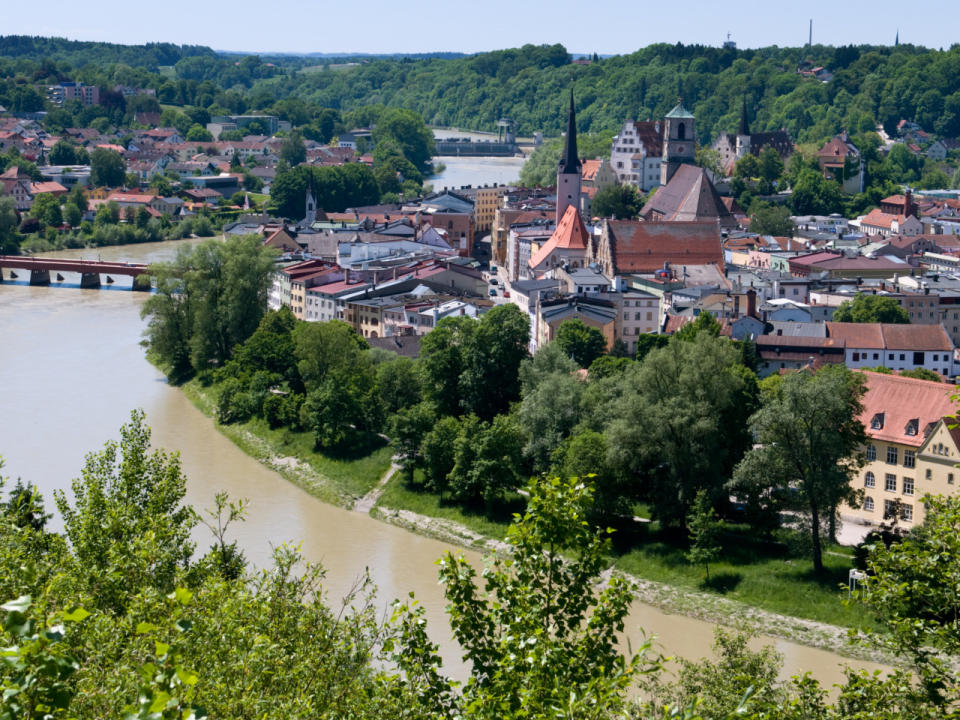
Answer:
844, 370, 958, 528
588, 219, 724, 278
527, 205, 590, 276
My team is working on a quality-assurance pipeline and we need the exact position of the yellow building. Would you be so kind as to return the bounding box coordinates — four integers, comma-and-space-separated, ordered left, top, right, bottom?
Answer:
844, 371, 957, 528
473, 185, 508, 234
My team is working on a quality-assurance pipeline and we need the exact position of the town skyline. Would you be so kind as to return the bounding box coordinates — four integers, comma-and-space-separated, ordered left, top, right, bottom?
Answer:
6, 0, 957, 56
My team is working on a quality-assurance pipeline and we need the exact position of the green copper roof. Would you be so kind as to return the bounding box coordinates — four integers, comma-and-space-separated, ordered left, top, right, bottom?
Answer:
665, 103, 694, 119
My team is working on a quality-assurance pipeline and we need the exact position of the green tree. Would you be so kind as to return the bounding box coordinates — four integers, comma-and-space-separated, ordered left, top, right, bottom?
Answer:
685, 489, 722, 579
29, 193, 62, 228
185, 124, 213, 142
591, 184, 643, 220
449, 414, 526, 510
606, 332, 758, 527
394, 476, 649, 718
390, 402, 435, 480
90, 148, 126, 187
371, 108, 435, 174
555, 318, 608, 368
0, 196, 20, 254
833, 293, 910, 324
53, 409, 197, 613
141, 236, 277, 375
421, 415, 461, 498
790, 169, 844, 215
374, 355, 421, 414
857, 493, 960, 703
293, 319, 367, 392
749, 202, 795, 236
757, 146, 785, 194
695, 145, 724, 178
731, 366, 867, 573
48, 140, 88, 166
517, 365, 586, 474
419, 316, 476, 417
461, 303, 530, 420
279, 129, 306, 166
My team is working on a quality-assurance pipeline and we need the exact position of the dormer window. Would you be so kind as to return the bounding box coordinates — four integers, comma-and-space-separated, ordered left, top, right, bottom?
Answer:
905, 419, 919, 436
871, 413, 885, 430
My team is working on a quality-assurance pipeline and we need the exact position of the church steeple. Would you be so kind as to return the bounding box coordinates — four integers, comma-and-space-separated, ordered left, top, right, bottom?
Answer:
555, 88, 582, 226
558, 88, 582, 175
738, 97, 750, 136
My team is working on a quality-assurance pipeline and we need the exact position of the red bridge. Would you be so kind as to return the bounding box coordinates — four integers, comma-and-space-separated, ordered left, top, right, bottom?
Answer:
0, 255, 151, 289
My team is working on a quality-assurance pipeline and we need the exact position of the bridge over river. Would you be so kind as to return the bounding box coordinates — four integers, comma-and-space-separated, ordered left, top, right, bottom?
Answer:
0, 255, 150, 289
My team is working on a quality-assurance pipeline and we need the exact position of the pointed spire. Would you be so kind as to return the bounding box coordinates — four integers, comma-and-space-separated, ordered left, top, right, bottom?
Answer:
558, 88, 581, 175
738, 97, 750, 136
895, 29, 899, 46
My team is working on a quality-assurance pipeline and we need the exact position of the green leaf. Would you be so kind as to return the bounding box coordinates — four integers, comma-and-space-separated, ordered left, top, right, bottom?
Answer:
136, 622, 158, 635
176, 668, 198, 686
154, 640, 170, 657
148, 690, 172, 713
167, 588, 193, 606
62, 606, 90, 623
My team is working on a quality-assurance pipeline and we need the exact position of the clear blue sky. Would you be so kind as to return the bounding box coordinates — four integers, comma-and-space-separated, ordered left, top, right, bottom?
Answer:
7, 0, 957, 55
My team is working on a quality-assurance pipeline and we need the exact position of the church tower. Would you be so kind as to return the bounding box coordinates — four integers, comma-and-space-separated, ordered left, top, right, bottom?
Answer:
304, 179, 317, 226
735, 97, 751, 159
556, 89, 582, 226
660, 101, 696, 186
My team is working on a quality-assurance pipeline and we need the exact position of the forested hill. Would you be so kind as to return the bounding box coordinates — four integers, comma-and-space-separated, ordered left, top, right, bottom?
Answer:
0, 36, 216, 67
1, 37, 959, 147
264, 42, 960, 143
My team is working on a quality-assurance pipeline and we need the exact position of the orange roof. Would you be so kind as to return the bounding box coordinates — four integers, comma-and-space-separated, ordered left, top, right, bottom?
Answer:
528, 205, 589, 269
604, 220, 724, 274
857, 370, 956, 447
29, 181, 67, 195
581, 159, 601, 182
861, 208, 912, 229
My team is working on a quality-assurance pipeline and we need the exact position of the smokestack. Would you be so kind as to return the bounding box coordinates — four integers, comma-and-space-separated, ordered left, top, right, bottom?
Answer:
809, 19, 812, 47
747, 288, 757, 318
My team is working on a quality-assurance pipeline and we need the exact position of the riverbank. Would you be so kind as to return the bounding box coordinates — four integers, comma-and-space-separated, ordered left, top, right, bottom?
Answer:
176, 374, 393, 509
169, 367, 900, 667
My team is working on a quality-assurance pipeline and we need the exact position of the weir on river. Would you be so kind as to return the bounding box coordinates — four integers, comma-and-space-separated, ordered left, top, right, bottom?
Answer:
0, 236, 891, 688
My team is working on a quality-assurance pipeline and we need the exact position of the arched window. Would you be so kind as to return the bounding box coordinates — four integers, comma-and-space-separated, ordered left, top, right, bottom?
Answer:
677, 122, 686, 140
864, 471, 875, 488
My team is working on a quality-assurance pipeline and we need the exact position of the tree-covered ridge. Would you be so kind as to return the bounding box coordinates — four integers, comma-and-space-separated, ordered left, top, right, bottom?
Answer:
0, 35, 216, 67
254, 42, 960, 142
2, 38, 959, 149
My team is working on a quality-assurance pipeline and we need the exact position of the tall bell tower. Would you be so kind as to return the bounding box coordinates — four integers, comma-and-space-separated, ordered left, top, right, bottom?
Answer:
660, 101, 696, 185
556, 89, 582, 226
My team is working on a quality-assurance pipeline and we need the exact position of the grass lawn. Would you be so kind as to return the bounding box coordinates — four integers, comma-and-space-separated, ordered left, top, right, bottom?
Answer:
609, 521, 877, 631
375, 469, 518, 541
377, 469, 874, 631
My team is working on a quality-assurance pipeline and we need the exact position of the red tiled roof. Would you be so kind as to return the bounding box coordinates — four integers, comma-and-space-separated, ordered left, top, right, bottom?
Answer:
605, 220, 724, 274
826, 322, 953, 351
29, 181, 67, 195
528, 205, 589, 269
581, 159, 601, 182
857, 370, 956, 447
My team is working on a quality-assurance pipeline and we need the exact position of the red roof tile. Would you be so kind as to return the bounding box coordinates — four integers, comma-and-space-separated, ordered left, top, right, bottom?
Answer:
857, 370, 956, 447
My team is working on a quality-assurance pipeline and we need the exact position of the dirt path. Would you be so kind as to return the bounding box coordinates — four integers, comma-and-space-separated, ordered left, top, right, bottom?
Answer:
353, 461, 401, 514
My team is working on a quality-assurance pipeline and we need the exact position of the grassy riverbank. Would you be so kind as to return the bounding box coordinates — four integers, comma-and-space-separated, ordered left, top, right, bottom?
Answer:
175, 374, 393, 508
157, 361, 884, 655
373, 473, 878, 634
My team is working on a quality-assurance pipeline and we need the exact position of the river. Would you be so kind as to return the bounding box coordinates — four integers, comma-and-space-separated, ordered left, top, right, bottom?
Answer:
430, 128, 528, 191
0, 238, 890, 690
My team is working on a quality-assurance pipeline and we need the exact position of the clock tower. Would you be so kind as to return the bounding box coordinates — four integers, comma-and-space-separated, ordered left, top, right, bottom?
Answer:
660, 101, 696, 185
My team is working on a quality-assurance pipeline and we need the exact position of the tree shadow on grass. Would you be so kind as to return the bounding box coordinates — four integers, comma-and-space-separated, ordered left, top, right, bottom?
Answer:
700, 571, 743, 594
323, 432, 388, 461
